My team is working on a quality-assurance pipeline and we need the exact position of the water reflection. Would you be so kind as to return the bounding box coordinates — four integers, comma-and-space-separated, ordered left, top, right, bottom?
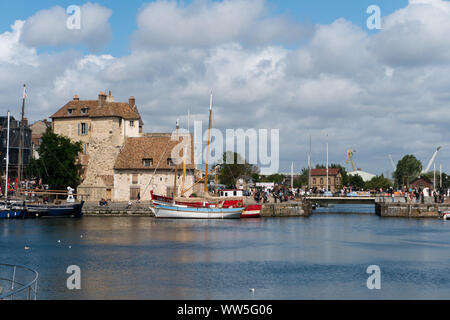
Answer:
1, 210, 450, 299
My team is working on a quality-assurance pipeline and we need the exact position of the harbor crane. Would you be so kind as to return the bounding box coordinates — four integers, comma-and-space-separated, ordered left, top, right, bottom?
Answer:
421, 146, 441, 173
346, 149, 357, 171
388, 155, 396, 171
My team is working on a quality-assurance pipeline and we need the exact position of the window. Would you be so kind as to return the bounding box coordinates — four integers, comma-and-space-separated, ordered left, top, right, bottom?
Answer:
167, 158, 174, 167
81, 108, 88, 115
143, 158, 153, 167
233, 191, 237, 196
313, 178, 316, 184
80, 123, 89, 135
320, 178, 324, 184
130, 120, 134, 127
83, 143, 88, 154
68, 109, 73, 116
132, 174, 138, 185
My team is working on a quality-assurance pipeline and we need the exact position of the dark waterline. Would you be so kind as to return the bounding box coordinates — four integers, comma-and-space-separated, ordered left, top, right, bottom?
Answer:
1, 207, 450, 300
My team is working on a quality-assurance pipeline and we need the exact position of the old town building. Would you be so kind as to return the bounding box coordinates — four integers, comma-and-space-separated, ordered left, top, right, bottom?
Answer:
50, 91, 196, 202
310, 168, 342, 192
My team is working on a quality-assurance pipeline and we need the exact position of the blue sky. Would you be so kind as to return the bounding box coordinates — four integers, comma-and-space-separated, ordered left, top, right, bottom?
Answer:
0, 0, 409, 56
2, 0, 450, 174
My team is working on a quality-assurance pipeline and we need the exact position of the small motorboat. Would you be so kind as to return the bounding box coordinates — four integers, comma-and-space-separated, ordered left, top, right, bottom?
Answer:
241, 205, 262, 218
442, 211, 450, 221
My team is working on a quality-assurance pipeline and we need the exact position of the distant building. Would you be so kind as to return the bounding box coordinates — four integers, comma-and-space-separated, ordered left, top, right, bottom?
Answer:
410, 176, 433, 190
310, 168, 342, 192
236, 175, 254, 191
0, 114, 32, 181
348, 170, 376, 182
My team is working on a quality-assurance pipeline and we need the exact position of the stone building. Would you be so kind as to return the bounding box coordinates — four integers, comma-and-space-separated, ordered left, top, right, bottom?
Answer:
50, 91, 142, 201
310, 168, 342, 192
113, 133, 196, 201
30, 119, 50, 159
410, 176, 433, 190
0, 114, 32, 180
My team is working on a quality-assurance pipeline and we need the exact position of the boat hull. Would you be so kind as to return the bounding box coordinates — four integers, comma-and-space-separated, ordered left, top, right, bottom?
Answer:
0, 209, 25, 219
154, 204, 243, 219
241, 205, 262, 218
26, 201, 84, 218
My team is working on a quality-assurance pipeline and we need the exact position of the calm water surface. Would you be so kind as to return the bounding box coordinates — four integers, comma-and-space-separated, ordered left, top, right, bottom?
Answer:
1, 205, 450, 300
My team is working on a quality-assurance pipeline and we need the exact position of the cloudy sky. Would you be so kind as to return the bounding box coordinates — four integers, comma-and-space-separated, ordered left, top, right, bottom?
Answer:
0, 0, 448, 175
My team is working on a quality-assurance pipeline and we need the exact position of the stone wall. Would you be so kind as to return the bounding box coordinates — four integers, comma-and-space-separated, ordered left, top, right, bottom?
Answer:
375, 203, 450, 218
113, 169, 195, 201
261, 202, 312, 217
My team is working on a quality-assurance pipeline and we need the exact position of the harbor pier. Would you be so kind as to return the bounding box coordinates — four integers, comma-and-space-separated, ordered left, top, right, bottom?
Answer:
375, 203, 450, 218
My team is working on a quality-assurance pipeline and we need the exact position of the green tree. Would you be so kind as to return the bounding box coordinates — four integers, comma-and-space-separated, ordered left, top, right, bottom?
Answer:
28, 127, 82, 189
365, 174, 392, 190
217, 152, 259, 188
347, 174, 365, 189
394, 155, 422, 188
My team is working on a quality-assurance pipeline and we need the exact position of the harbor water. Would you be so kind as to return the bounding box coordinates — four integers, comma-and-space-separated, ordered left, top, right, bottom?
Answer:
1, 205, 450, 300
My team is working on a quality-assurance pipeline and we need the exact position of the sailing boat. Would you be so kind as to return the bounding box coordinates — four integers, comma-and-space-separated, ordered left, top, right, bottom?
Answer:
1, 111, 25, 219
151, 94, 244, 219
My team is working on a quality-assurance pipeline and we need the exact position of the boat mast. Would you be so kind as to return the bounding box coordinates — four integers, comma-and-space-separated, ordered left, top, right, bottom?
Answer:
174, 119, 179, 198
204, 92, 213, 194
5, 111, 10, 202
181, 145, 186, 197
18, 84, 26, 191
326, 134, 329, 192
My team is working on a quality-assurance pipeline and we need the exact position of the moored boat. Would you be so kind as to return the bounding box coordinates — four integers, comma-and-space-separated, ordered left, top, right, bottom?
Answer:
26, 201, 84, 218
152, 204, 243, 219
241, 204, 262, 218
0, 208, 25, 219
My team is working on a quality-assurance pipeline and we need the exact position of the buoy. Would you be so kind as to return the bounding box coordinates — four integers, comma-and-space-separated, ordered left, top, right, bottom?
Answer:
68, 246, 72, 249
24, 246, 30, 250
249, 288, 255, 293
58, 240, 61, 243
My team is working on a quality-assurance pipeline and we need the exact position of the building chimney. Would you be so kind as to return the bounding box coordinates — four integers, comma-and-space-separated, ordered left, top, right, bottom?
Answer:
106, 90, 114, 102
73, 94, 79, 101
129, 96, 136, 109
98, 91, 107, 107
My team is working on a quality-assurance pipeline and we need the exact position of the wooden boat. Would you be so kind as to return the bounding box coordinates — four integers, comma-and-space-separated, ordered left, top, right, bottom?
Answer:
152, 204, 243, 219
26, 201, 84, 218
241, 204, 262, 218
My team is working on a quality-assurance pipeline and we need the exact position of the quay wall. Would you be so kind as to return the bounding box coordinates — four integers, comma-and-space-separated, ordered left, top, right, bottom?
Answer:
82, 201, 312, 217
261, 202, 312, 217
375, 203, 450, 218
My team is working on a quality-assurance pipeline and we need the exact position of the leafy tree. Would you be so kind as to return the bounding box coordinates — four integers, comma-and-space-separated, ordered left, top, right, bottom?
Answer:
28, 127, 82, 189
260, 173, 286, 184
347, 174, 365, 189
394, 155, 422, 188
365, 174, 392, 190
217, 152, 259, 188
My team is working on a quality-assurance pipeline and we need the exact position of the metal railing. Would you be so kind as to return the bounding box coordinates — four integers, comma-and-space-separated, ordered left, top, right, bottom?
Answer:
0, 264, 38, 300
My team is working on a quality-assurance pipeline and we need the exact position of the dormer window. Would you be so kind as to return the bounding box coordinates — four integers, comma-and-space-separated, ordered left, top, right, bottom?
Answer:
68, 109, 73, 116
143, 158, 153, 167
167, 158, 174, 167
81, 108, 88, 115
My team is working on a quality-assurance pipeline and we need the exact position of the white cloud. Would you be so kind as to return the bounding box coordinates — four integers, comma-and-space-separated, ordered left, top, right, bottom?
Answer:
20, 3, 112, 51
2, 0, 450, 173
132, 0, 310, 48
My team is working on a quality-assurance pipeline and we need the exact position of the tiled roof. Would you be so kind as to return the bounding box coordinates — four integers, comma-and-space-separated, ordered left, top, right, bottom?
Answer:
310, 168, 341, 176
114, 134, 196, 170
50, 98, 141, 120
